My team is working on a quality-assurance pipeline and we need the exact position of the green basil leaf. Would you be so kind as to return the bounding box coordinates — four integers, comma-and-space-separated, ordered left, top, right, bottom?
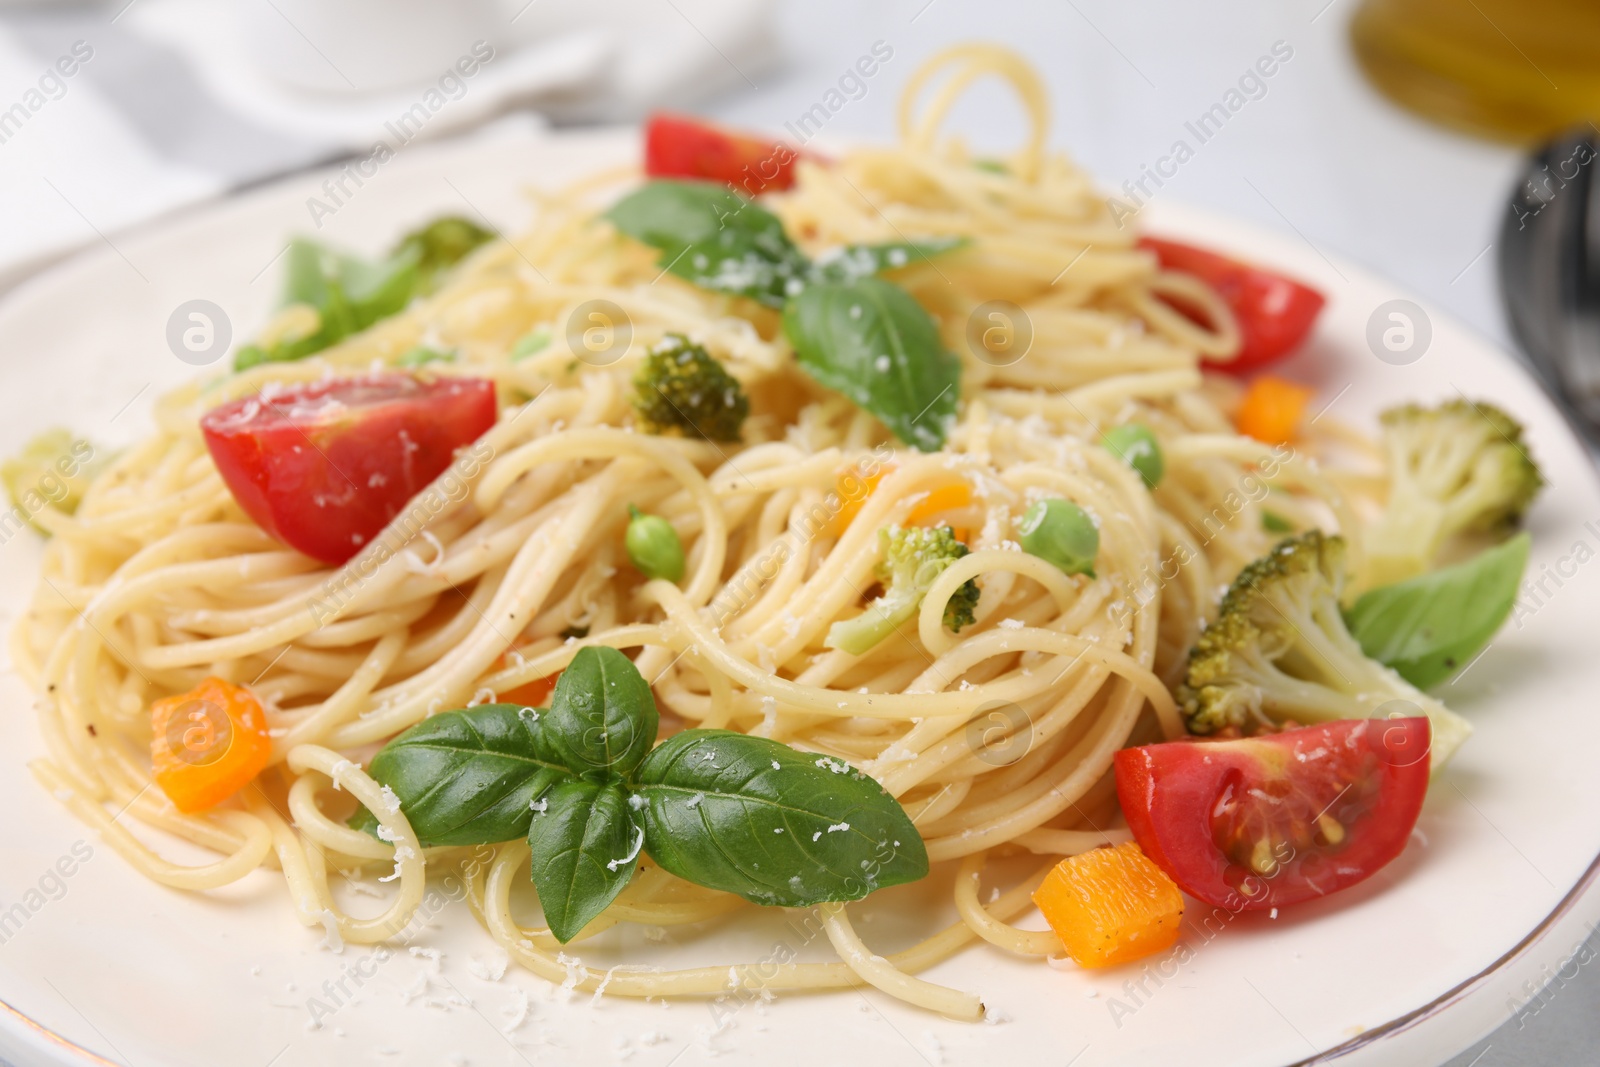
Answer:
257, 239, 355, 364
809, 238, 968, 284
782, 277, 960, 452
527, 779, 642, 943
282, 238, 339, 313
284, 237, 417, 335
604, 180, 808, 308
236, 238, 421, 371
339, 244, 420, 331
635, 729, 927, 907
356, 703, 571, 847
606, 180, 756, 249
1346, 532, 1530, 690
544, 646, 658, 778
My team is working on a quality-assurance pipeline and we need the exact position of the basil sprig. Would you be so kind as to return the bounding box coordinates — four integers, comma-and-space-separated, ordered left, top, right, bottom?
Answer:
235, 239, 419, 370
1346, 532, 1530, 689
355, 646, 927, 941
604, 180, 965, 451
235, 216, 493, 372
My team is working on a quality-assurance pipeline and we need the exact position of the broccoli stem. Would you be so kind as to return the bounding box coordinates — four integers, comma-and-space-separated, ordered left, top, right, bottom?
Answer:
827, 589, 920, 657
1254, 649, 1472, 772
1365, 500, 1446, 587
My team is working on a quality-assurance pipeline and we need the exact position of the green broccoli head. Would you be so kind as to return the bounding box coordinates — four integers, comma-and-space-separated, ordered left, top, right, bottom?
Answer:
881, 525, 980, 634
1366, 399, 1543, 586
393, 216, 496, 293
826, 525, 979, 656
631, 334, 750, 443
1180, 530, 1471, 771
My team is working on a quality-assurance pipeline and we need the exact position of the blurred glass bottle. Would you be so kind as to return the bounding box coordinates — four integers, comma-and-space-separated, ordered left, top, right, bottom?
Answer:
1351, 0, 1600, 142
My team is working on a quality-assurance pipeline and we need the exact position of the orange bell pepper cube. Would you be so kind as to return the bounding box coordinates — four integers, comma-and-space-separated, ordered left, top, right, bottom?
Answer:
499, 670, 560, 708
150, 677, 273, 813
1033, 841, 1185, 968
494, 638, 562, 707
831, 462, 973, 537
1235, 375, 1315, 446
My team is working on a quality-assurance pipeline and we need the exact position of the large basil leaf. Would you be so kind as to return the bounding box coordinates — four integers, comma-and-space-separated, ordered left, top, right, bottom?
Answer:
634, 729, 927, 907
527, 779, 642, 943
543, 646, 658, 778
782, 277, 960, 452
1347, 532, 1530, 689
355, 703, 569, 847
604, 180, 808, 308
809, 238, 968, 284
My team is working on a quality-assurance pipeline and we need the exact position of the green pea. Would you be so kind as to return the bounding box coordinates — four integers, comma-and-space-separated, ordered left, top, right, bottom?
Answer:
1102, 423, 1164, 489
1018, 498, 1099, 578
511, 326, 551, 360
626, 505, 685, 582
397, 345, 453, 367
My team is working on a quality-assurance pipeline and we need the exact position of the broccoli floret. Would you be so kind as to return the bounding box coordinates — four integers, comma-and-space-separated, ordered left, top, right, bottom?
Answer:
1179, 530, 1472, 772
826, 525, 978, 656
1, 429, 106, 530
393, 216, 495, 293
632, 334, 749, 442
1365, 399, 1543, 586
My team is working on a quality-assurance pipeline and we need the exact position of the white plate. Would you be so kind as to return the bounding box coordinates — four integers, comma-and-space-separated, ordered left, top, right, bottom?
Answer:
0, 128, 1597, 1067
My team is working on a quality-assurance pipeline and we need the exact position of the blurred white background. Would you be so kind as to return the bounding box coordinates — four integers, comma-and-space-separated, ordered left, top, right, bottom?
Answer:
0, 0, 1518, 353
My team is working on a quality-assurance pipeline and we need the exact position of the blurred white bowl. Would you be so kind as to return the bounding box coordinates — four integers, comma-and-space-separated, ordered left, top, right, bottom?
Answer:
235, 0, 509, 95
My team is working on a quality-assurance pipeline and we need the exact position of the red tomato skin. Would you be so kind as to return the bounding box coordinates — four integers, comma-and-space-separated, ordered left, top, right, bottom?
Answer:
644, 113, 801, 196
201, 375, 496, 566
1114, 718, 1430, 912
1139, 236, 1326, 372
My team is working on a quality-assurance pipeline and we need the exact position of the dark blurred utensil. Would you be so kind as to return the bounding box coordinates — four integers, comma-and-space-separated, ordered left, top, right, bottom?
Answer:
1499, 129, 1600, 440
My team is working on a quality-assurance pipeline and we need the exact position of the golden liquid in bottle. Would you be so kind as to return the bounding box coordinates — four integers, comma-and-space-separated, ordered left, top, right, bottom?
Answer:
1351, 0, 1600, 143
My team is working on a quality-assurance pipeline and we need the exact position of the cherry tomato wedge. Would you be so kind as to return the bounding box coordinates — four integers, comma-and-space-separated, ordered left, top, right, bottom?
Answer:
1139, 236, 1326, 372
644, 113, 801, 196
201, 374, 496, 565
1114, 718, 1430, 912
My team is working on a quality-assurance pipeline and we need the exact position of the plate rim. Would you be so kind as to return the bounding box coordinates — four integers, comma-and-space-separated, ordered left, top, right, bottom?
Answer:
1301, 837, 1600, 1063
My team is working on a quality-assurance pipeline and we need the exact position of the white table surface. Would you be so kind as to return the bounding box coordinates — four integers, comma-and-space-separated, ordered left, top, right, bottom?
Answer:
0, 0, 1591, 1063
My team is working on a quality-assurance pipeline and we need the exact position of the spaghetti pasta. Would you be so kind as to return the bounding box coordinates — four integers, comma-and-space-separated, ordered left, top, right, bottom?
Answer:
12, 45, 1372, 1016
